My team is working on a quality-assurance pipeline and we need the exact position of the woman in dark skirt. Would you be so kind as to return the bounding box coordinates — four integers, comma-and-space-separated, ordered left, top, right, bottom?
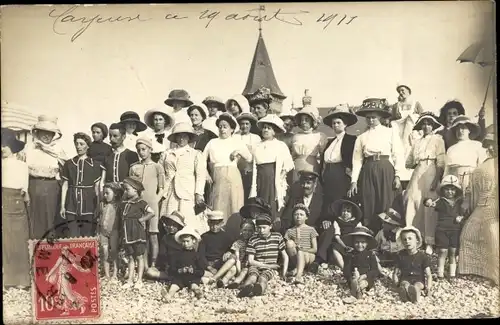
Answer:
250, 114, 294, 230
348, 99, 405, 233
319, 104, 358, 211
2, 128, 31, 288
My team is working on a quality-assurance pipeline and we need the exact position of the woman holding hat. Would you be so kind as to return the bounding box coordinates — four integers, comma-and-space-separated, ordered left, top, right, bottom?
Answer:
459, 125, 498, 285
226, 94, 251, 119
187, 103, 218, 152
119, 111, 148, 152
249, 114, 294, 229
164, 89, 194, 126
60, 132, 103, 237
25, 115, 68, 239
291, 105, 327, 183
319, 104, 358, 208
443, 115, 487, 196
143, 107, 176, 163
405, 112, 446, 255
160, 122, 207, 234
348, 99, 405, 233
203, 113, 253, 239
2, 128, 31, 288
234, 111, 261, 205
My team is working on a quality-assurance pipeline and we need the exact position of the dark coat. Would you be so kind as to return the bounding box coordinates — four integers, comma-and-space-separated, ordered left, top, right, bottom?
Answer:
280, 181, 324, 233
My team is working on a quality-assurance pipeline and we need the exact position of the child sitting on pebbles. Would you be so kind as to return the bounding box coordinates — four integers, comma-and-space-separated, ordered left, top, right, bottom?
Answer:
238, 213, 289, 298
239, 197, 273, 226
147, 211, 185, 281
342, 226, 381, 300
198, 211, 233, 284
284, 204, 319, 284
424, 175, 466, 281
162, 227, 206, 300
393, 226, 432, 303
375, 205, 405, 269
209, 221, 255, 288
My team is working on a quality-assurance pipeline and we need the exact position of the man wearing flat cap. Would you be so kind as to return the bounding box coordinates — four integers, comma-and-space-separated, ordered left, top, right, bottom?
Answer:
280, 168, 324, 234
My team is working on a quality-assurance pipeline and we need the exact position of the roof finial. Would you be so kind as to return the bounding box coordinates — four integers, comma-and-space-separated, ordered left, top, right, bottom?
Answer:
302, 89, 312, 106
258, 5, 265, 34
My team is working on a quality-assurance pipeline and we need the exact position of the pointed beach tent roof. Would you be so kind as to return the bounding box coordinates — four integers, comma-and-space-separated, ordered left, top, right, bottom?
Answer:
242, 31, 286, 101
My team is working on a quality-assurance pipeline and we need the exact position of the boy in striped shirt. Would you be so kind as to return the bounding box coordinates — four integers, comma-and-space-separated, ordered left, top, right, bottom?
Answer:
238, 213, 289, 298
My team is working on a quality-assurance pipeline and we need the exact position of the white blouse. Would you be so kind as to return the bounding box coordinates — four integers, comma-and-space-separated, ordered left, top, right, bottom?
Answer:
172, 108, 191, 127
253, 138, 294, 165
291, 131, 327, 158
351, 124, 405, 184
123, 133, 138, 152
25, 144, 61, 179
324, 132, 345, 163
143, 128, 173, 153
2, 157, 29, 192
445, 140, 487, 170
203, 137, 252, 167
406, 134, 446, 169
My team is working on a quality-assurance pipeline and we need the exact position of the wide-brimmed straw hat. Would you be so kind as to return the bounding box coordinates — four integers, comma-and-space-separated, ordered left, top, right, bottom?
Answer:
216, 112, 238, 130
240, 197, 272, 219
257, 114, 286, 133
356, 98, 392, 119
144, 107, 175, 129
225, 95, 251, 114
438, 174, 463, 197
331, 199, 362, 220
236, 112, 258, 125
174, 226, 201, 244
295, 105, 320, 128
413, 112, 442, 131
123, 176, 145, 192
165, 210, 186, 228
396, 83, 412, 94
341, 226, 377, 250
136, 136, 153, 149
1, 128, 26, 154
167, 122, 197, 143
120, 111, 147, 132
206, 210, 224, 221
187, 103, 209, 120
32, 115, 62, 140
378, 208, 404, 227
450, 115, 480, 139
164, 89, 194, 108
323, 104, 358, 127
396, 226, 423, 249
203, 96, 226, 111
482, 124, 495, 148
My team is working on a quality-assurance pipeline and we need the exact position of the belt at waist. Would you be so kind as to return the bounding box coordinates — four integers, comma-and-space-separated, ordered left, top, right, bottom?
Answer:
213, 163, 238, 168
324, 161, 344, 165
363, 155, 390, 162
29, 176, 57, 181
69, 184, 95, 189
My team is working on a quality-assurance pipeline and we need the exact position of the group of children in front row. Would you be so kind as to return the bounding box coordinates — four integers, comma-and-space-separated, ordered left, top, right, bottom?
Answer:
97, 171, 468, 303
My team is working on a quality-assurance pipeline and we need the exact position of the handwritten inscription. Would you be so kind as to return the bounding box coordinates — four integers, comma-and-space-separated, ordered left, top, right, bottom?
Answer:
48, 6, 359, 42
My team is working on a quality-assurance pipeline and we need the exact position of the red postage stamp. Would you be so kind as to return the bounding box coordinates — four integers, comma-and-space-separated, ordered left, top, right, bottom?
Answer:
29, 237, 101, 322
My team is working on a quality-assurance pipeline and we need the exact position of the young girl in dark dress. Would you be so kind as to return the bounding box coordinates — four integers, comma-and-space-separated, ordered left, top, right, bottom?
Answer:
89, 122, 112, 165
393, 226, 433, 303
121, 176, 155, 289
342, 226, 381, 299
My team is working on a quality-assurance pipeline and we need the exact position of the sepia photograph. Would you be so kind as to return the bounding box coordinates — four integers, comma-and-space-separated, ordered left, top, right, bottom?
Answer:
1, 1, 498, 322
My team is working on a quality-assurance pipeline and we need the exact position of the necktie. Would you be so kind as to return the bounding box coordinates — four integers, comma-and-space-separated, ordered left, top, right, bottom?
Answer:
155, 133, 165, 144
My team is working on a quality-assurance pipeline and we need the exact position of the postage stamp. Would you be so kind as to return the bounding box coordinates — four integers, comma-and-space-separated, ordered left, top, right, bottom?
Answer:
29, 236, 101, 322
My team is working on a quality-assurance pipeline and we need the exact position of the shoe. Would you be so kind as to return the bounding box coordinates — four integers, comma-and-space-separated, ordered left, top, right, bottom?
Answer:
252, 283, 263, 296
399, 286, 409, 302
122, 282, 133, 289
294, 277, 305, 285
227, 282, 240, 289
237, 285, 254, 298
308, 262, 320, 274
407, 285, 421, 303
216, 280, 226, 288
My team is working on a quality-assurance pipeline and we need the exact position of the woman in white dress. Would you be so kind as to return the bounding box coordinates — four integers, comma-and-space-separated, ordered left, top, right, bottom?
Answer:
405, 113, 446, 255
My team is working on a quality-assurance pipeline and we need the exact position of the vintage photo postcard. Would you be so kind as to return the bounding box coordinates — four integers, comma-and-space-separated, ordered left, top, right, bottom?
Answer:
1, 2, 498, 323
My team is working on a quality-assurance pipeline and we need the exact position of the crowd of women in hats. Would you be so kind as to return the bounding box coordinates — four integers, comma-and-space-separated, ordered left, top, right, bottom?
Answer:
2, 83, 498, 303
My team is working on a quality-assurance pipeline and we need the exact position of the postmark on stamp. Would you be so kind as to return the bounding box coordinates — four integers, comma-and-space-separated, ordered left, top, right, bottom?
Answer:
29, 236, 101, 322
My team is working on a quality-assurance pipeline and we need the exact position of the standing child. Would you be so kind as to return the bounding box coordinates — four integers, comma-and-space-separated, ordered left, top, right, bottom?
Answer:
98, 182, 123, 281
424, 174, 466, 280
129, 137, 165, 272
89, 122, 112, 165
210, 221, 255, 288
121, 177, 155, 288
162, 227, 206, 299
284, 203, 319, 284
238, 213, 289, 298
393, 226, 432, 303
198, 211, 233, 283
146, 211, 185, 281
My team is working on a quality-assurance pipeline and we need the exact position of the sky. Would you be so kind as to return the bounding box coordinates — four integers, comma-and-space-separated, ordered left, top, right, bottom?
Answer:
1, 2, 495, 155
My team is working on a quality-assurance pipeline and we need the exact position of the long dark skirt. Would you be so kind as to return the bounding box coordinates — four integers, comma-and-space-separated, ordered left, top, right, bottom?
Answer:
240, 170, 253, 206
256, 162, 278, 220
322, 162, 351, 207
28, 178, 60, 239
2, 188, 31, 287
359, 159, 399, 233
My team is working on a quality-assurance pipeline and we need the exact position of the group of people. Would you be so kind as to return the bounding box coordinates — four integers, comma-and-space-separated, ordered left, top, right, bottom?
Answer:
2, 84, 498, 304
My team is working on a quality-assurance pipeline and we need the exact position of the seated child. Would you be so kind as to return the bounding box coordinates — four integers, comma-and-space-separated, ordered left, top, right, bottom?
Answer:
393, 226, 432, 303
146, 211, 185, 281
162, 227, 206, 300
238, 213, 289, 298
284, 204, 319, 284
424, 174, 466, 280
375, 207, 405, 268
198, 211, 233, 283
210, 221, 255, 288
239, 197, 273, 225
342, 226, 381, 299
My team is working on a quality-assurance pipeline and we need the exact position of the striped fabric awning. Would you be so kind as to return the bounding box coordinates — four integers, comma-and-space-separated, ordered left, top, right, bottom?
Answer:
1, 102, 38, 132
